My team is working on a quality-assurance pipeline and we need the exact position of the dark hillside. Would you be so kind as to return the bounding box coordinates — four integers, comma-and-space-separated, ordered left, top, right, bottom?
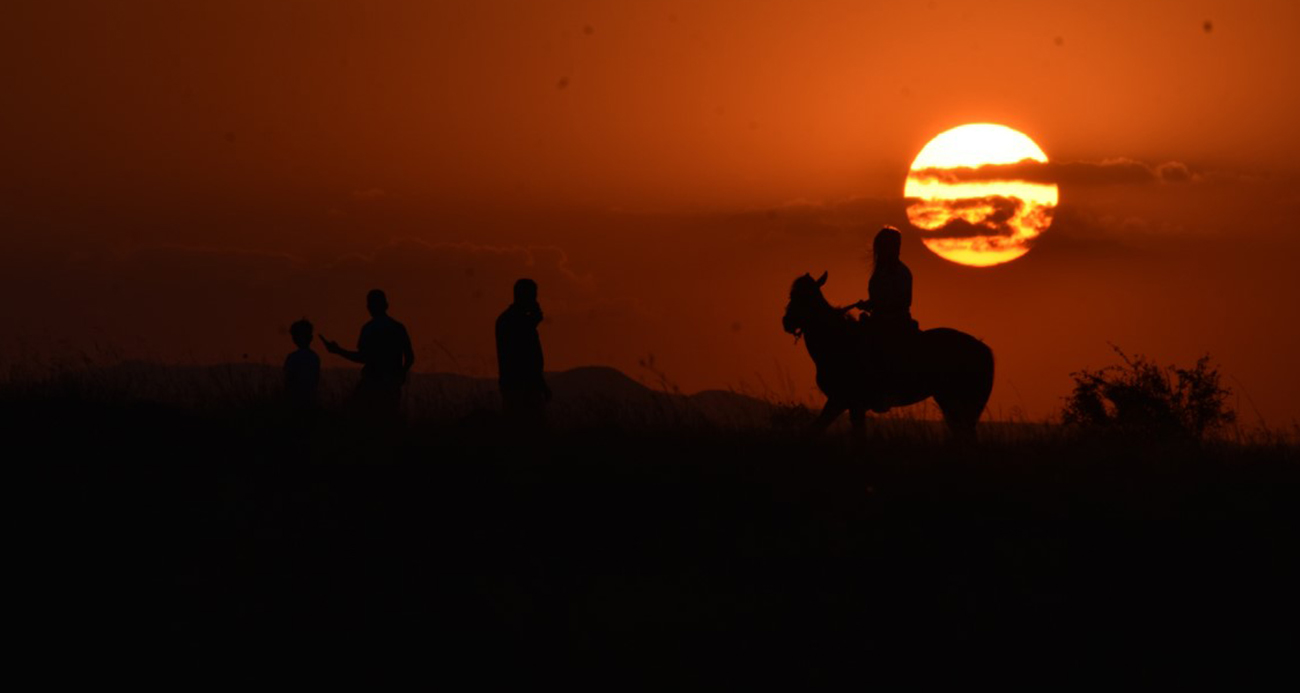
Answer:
7, 367, 1297, 684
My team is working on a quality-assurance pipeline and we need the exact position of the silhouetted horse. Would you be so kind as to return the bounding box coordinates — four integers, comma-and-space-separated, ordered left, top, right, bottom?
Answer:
782, 272, 994, 440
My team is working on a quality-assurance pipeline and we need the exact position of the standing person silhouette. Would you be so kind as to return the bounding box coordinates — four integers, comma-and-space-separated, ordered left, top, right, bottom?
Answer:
283, 318, 321, 408
496, 278, 551, 426
322, 289, 414, 420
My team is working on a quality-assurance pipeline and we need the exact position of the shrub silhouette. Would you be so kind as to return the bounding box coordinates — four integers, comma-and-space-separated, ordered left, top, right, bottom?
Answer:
1062, 345, 1235, 439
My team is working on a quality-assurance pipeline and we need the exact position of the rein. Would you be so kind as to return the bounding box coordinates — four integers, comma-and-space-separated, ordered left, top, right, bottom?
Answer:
791, 300, 856, 345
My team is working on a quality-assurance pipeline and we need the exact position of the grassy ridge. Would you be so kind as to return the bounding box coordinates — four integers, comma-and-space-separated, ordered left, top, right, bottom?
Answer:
10, 365, 1298, 683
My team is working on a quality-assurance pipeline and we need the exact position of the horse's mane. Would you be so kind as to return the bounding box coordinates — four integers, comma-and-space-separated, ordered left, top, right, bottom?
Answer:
790, 275, 856, 328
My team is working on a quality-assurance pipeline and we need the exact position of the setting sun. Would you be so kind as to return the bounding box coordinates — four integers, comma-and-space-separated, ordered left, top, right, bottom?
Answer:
904, 123, 1059, 267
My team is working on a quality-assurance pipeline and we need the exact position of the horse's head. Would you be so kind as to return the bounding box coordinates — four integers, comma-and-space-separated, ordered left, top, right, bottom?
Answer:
782, 271, 829, 340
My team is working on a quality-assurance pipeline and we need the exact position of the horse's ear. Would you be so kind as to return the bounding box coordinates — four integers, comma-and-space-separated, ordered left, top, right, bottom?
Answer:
815, 271, 828, 287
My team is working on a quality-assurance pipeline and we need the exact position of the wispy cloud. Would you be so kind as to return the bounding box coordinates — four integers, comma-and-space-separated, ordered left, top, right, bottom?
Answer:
909, 158, 1201, 186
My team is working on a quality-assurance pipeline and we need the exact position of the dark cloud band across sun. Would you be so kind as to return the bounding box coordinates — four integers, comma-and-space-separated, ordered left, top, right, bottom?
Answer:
905, 196, 1028, 240
909, 158, 1200, 186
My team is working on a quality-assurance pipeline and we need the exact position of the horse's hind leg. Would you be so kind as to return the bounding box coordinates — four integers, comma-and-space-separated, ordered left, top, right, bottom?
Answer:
949, 421, 977, 446
936, 394, 979, 444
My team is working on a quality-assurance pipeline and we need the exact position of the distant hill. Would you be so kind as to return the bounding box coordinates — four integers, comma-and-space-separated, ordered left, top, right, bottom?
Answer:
26, 361, 795, 429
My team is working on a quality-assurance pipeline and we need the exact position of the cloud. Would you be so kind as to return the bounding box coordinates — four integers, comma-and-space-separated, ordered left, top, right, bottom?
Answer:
923, 217, 1017, 240
727, 196, 903, 242
948, 195, 1022, 224
1153, 161, 1193, 183
909, 158, 1201, 186
907, 196, 1027, 239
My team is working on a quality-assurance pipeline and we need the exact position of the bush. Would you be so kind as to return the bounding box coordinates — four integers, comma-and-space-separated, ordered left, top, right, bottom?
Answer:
1062, 345, 1235, 440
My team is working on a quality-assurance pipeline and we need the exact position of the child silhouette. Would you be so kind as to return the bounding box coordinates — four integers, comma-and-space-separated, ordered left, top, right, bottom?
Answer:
284, 318, 321, 407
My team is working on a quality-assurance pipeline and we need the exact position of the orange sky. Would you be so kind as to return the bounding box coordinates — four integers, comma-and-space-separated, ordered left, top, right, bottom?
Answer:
3, 0, 1299, 427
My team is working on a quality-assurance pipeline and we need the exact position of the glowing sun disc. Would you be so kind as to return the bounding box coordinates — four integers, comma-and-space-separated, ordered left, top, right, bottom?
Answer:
904, 123, 1058, 267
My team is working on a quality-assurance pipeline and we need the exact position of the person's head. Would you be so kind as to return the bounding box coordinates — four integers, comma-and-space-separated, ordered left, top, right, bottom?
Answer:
366, 289, 388, 317
513, 278, 538, 305
872, 226, 903, 270
290, 318, 314, 349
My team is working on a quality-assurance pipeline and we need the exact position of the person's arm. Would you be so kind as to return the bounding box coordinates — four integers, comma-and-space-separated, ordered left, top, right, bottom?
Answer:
533, 342, 552, 401
401, 327, 415, 376
321, 334, 365, 364
521, 302, 543, 328
874, 291, 902, 314
870, 268, 908, 314
526, 305, 550, 398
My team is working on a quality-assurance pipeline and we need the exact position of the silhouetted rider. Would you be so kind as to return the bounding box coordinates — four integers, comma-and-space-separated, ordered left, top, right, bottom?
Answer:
853, 226, 917, 412
855, 226, 915, 328
323, 289, 414, 416
496, 278, 551, 421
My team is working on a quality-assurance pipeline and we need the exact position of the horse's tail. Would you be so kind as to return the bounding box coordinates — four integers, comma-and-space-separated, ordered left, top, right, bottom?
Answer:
972, 339, 995, 421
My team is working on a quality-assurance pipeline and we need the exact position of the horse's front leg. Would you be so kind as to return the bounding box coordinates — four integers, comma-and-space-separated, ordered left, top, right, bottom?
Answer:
849, 406, 867, 446
805, 400, 846, 438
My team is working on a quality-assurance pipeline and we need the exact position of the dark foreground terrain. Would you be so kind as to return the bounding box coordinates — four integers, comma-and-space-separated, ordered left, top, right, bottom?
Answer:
11, 366, 1299, 684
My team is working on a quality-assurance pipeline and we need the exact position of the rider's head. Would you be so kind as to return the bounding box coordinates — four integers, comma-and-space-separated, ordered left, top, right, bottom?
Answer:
366, 289, 389, 317
513, 278, 538, 305
873, 226, 902, 269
